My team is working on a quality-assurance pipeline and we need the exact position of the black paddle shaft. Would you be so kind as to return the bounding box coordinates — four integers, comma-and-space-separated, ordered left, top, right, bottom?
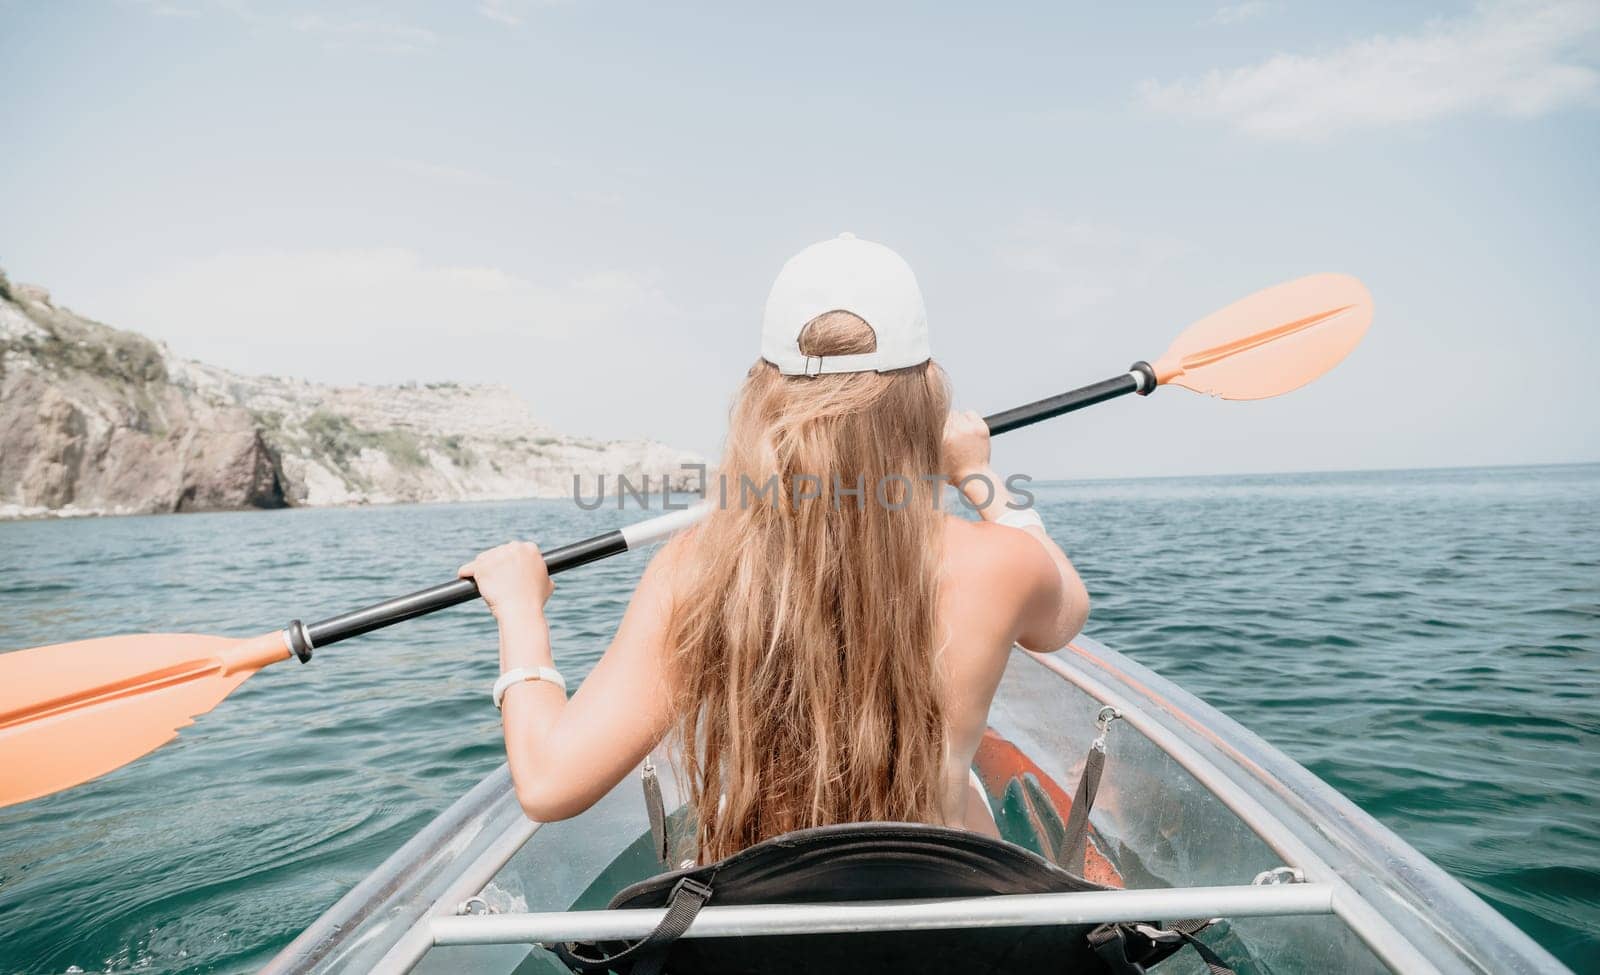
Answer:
284, 360, 1158, 660
985, 361, 1155, 435
296, 531, 629, 655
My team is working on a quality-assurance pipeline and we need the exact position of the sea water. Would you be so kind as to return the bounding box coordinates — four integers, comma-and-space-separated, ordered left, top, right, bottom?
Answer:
0, 464, 1595, 973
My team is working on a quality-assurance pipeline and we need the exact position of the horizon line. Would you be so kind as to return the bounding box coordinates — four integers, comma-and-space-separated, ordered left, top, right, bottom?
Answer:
1021, 457, 1600, 487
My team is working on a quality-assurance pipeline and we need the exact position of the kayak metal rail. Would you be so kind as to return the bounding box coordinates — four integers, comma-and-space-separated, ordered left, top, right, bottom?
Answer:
430, 883, 1335, 946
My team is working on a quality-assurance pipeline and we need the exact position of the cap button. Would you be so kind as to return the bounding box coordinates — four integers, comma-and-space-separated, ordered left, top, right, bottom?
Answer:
837, 232, 856, 240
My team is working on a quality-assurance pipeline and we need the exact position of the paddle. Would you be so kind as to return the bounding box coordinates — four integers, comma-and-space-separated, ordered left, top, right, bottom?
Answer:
0, 272, 1372, 809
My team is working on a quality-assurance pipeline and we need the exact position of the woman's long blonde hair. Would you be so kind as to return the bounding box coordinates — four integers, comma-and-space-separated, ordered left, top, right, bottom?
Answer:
666, 311, 953, 862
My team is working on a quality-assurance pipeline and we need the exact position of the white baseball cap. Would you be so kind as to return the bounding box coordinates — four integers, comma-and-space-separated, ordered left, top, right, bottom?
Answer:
760, 233, 931, 376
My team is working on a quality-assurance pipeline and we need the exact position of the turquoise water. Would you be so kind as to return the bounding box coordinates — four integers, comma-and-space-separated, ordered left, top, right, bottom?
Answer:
0, 464, 1595, 973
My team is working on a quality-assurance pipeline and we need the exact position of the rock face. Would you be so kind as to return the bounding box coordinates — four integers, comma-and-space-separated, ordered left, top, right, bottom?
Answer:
0, 268, 700, 519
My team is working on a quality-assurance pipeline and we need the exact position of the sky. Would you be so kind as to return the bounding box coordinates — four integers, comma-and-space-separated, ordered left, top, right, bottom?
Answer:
2, 0, 1596, 480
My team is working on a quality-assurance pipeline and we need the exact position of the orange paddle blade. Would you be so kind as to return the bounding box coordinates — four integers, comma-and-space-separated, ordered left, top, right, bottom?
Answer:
1153, 273, 1373, 399
0, 631, 290, 808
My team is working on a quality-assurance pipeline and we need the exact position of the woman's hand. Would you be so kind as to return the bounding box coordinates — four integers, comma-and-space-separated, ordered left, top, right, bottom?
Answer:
459, 541, 554, 622
941, 409, 992, 484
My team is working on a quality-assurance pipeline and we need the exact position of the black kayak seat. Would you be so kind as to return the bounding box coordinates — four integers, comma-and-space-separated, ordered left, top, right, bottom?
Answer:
556, 821, 1203, 975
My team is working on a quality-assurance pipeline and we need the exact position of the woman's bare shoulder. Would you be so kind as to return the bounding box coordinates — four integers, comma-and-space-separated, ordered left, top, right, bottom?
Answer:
940, 514, 1057, 593
637, 528, 700, 615
937, 516, 1056, 680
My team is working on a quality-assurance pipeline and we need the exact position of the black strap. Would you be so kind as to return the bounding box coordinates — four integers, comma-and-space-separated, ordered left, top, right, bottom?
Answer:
1087, 924, 1145, 975
1176, 929, 1235, 975
1060, 742, 1104, 874
1088, 921, 1236, 975
642, 761, 669, 864
558, 876, 712, 973
1167, 918, 1215, 939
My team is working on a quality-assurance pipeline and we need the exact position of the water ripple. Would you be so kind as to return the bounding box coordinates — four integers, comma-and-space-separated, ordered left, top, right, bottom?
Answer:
0, 466, 1596, 972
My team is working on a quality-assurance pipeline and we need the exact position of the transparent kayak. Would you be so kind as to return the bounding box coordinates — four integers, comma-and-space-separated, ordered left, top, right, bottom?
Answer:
260, 637, 1568, 974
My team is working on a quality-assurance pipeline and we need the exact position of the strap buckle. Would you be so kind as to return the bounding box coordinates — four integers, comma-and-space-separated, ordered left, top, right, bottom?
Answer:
671, 875, 714, 903
803, 354, 824, 377
1132, 923, 1183, 945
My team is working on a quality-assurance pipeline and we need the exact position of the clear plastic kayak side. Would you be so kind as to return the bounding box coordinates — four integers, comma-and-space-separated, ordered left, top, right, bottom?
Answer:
1032, 638, 1566, 975
259, 764, 539, 975
263, 637, 1570, 975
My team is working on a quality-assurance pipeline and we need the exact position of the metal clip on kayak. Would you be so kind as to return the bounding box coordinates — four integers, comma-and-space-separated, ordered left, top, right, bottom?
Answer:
1094, 705, 1121, 747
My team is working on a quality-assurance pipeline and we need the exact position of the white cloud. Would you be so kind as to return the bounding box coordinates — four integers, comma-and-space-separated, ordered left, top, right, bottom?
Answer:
382, 158, 626, 208
478, 0, 569, 28
121, 0, 203, 17
124, 1, 439, 55
997, 215, 1189, 320
384, 158, 514, 190
1142, 0, 1600, 139
289, 14, 438, 55
1212, 1, 1275, 25
479, 0, 524, 26
124, 249, 674, 382
570, 188, 625, 209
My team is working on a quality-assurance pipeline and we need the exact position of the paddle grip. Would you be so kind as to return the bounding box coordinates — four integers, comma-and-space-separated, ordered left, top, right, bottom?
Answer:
983, 365, 1147, 436
302, 530, 629, 650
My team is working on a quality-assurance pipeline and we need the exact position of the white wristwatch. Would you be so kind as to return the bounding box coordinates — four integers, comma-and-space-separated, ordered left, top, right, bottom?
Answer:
493, 666, 568, 709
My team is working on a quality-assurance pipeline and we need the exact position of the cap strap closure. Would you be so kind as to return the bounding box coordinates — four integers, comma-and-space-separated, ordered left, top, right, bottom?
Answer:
793, 350, 925, 377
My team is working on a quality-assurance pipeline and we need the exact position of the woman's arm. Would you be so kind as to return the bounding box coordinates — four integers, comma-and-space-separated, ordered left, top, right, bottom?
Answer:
972, 478, 1090, 652
942, 410, 1090, 652
460, 540, 679, 822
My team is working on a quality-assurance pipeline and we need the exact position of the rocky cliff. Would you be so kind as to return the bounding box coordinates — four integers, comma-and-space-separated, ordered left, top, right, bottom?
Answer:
0, 268, 700, 519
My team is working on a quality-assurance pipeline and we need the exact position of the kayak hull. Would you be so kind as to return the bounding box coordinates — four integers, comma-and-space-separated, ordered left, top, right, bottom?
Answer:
262, 637, 1568, 975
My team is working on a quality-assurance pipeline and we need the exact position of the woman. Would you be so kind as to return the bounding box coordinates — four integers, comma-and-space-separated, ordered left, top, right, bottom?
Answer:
461, 234, 1089, 864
